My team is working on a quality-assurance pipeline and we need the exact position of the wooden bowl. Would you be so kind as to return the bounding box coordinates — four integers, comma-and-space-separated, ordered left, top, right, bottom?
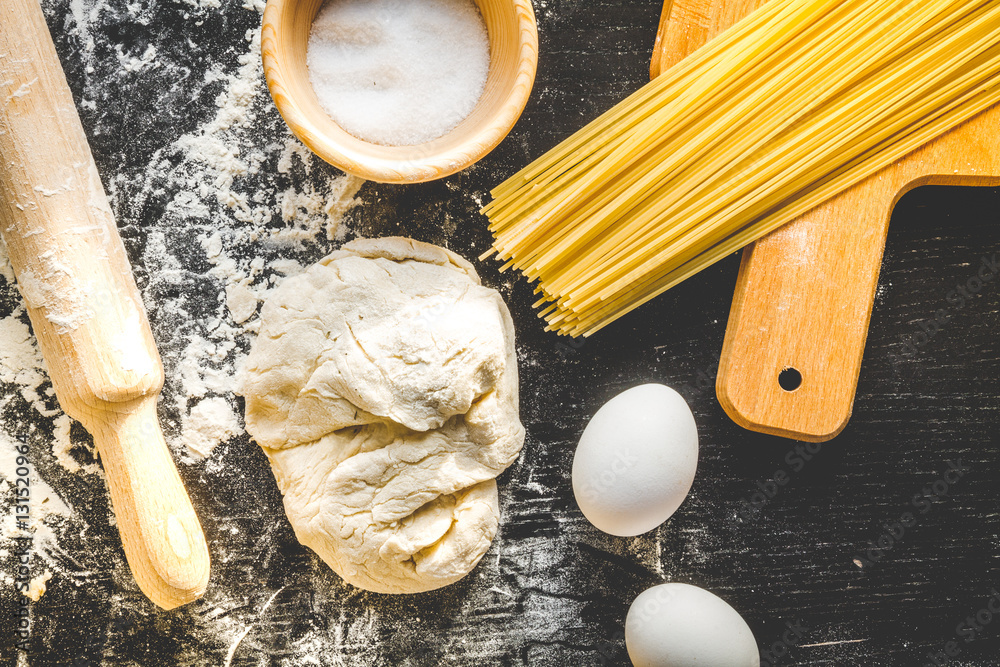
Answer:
261, 0, 538, 184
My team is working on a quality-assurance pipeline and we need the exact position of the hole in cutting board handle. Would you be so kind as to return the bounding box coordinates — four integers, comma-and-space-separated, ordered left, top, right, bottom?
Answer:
778, 367, 802, 392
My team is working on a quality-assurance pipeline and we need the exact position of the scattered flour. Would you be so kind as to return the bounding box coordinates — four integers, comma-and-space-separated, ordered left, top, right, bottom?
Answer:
276, 171, 365, 243
0, 236, 14, 283
0, 311, 52, 414
52, 414, 102, 476
118, 24, 366, 463
181, 0, 223, 9
180, 397, 241, 460
0, 432, 74, 524
51, 414, 79, 473
66, 0, 104, 52
115, 43, 159, 72
0, 430, 88, 585
25, 570, 53, 601
0, 309, 101, 475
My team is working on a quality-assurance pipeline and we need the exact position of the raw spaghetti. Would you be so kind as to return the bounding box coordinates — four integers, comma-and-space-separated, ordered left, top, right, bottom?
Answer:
483, 0, 1000, 336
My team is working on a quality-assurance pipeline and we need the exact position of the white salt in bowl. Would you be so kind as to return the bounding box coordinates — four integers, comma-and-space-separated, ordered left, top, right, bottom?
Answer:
262, 0, 538, 184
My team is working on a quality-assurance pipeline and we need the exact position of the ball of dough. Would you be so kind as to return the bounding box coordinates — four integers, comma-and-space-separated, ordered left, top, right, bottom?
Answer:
242, 238, 524, 594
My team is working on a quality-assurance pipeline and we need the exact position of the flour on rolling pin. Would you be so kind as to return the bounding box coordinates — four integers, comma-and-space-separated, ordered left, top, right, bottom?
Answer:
13, 266, 90, 333
4, 158, 123, 333
113, 313, 158, 375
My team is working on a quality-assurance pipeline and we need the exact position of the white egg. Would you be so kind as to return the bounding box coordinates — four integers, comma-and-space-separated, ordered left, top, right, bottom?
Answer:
572, 383, 698, 536
626, 583, 760, 667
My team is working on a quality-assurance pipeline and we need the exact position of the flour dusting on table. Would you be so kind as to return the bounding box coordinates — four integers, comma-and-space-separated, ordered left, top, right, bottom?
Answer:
2, 0, 366, 625
0, 1, 620, 664
121, 23, 366, 463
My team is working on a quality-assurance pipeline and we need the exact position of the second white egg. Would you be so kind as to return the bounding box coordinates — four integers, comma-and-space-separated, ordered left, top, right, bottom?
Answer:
626, 583, 760, 667
572, 383, 699, 537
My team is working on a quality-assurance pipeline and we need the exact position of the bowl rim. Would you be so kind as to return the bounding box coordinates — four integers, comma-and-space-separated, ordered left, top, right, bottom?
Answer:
261, 0, 538, 184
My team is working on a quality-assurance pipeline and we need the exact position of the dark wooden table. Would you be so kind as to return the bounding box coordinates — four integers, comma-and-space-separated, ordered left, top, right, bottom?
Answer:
2, 0, 999, 665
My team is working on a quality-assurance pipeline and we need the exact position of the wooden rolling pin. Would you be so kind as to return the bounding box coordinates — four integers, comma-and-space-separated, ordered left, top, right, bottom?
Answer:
0, 0, 210, 608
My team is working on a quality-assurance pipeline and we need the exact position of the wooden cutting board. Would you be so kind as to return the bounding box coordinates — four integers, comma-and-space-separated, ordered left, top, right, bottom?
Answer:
652, 0, 1000, 442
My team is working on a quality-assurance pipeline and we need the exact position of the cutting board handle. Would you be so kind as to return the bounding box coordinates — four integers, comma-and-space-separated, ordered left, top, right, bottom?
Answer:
652, 0, 1000, 442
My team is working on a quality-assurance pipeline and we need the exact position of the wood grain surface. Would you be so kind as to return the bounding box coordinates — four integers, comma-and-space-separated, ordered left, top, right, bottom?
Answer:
0, 1, 998, 665
654, 0, 1000, 442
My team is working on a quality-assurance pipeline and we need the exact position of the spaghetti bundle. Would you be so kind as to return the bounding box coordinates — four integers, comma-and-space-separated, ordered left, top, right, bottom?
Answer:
483, 0, 1000, 336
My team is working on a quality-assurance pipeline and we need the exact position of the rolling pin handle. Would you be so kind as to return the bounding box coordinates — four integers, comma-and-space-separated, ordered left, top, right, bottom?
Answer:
91, 398, 211, 610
